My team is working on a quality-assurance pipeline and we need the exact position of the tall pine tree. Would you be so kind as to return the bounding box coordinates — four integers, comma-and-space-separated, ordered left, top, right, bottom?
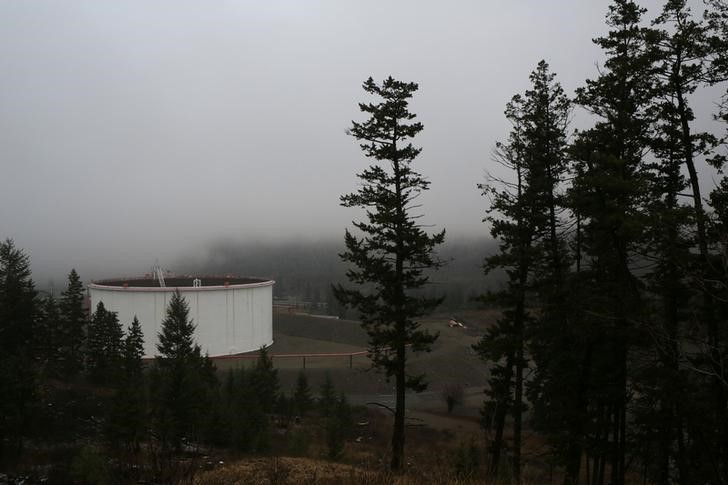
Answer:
475, 60, 570, 480
107, 316, 146, 452
36, 295, 62, 376
86, 301, 124, 385
628, 3, 718, 481
153, 290, 215, 451
60, 269, 86, 378
334, 76, 445, 470
0, 239, 38, 460
564, 2, 656, 483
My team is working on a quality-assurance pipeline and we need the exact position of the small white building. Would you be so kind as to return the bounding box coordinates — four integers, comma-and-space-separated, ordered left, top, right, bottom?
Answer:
88, 276, 274, 358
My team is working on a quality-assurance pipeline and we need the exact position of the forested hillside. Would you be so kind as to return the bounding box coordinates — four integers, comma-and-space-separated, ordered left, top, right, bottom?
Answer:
178, 237, 501, 313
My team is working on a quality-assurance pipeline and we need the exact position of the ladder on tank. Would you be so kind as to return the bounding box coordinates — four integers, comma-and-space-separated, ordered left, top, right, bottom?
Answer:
152, 262, 166, 287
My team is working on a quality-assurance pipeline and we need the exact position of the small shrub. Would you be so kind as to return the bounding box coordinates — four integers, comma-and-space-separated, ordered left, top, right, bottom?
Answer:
452, 439, 480, 480
287, 427, 311, 456
256, 416, 273, 453
326, 394, 352, 460
70, 446, 110, 485
326, 416, 346, 460
442, 384, 464, 413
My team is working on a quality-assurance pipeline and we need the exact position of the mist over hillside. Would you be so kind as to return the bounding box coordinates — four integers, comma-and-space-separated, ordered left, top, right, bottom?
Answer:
177, 236, 503, 312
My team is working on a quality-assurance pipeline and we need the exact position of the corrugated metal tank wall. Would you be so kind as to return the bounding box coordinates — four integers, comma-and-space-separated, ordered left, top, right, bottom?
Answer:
88, 281, 274, 358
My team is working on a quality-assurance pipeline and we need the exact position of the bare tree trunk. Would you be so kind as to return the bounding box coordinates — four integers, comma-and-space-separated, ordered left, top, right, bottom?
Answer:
391, 343, 406, 471
565, 343, 592, 485
512, 255, 530, 483
514, 324, 524, 483
391, 135, 406, 472
490, 353, 514, 476
592, 403, 606, 485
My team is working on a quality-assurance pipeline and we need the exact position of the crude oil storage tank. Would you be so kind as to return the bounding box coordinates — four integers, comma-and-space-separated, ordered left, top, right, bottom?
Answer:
88, 276, 274, 358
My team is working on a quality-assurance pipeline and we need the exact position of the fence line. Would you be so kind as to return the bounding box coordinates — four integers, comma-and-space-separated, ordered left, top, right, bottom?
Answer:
211, 349, 371, 369
146, 345, 407, 370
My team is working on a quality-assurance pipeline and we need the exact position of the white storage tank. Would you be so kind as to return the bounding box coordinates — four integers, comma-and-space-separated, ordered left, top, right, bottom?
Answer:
88, 276, 274, 358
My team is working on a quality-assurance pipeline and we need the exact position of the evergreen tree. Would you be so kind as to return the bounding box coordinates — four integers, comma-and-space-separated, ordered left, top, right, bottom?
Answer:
86, 302, 124, 385
86, 302, 105, 380
0, 239, 37, 354
156, 290, 199, 363
251, 345, 278, 413
107, 316, 146, 451
60, 269, 86, 377
556, 2, 656, 484
275, 393, 295, 426
123, 316, 145, 380
228, 367, 269, 453
325, 393, 352, 460
704, 4, 728, 478
153, 290, 214, 451
334, 76, 445, 471
706, 177, 728, 482
475, 60, 570, 480
626, 3, 721, 481
293, 370, 313, 417
0, 239, 38, 460
319, 371, 337, 417
706, 0, 728, 140
36, 295, 62, 376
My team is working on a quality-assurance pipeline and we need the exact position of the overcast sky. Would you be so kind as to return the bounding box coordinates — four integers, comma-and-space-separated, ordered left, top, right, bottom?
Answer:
0, 0, 723, 283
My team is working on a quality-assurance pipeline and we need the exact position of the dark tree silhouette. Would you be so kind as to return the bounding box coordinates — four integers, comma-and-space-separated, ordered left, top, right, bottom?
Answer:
334, 76, 445, 470
0, 239, 38, 460
107, 316, 146, 451
293, 370, 313, 417
86, 301, 124, 385
475, 60, 570, 481
60, 269, 86, 377
153, 290, 213, 451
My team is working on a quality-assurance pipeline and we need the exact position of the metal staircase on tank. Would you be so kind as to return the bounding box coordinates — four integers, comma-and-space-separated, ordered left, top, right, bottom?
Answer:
152, 262, 166, 287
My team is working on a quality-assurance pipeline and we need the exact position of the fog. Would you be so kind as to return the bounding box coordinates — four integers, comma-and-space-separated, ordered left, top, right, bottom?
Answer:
0, 0, 723, 286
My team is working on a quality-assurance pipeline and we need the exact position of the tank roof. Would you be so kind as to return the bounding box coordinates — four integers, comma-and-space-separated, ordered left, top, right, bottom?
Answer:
91, 276, 271, 288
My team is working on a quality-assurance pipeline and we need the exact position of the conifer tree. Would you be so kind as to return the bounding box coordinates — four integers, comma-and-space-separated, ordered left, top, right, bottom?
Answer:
87, 301, 124, 385
156, 290, 199, 363
251, 345, 278, 413
0, 239, 38, 460
37, 295, 62, 375
228, 367, 269, 453
319, 371, 337, 417
706, 0, 728, 137
705, 177, 728, 482
107, 316, 146, 451
326, 393, 352, 460
334, 76, 445, 470
153, 290, 213, 451
624, 3, 720, 481
0, 239, 37, 354
475, 60, 570, 480
293, 370, 313, 417
60, 269, 86, 377
562, 2, 656, 483
703, 4, 728, 477
123, 316, 144, 379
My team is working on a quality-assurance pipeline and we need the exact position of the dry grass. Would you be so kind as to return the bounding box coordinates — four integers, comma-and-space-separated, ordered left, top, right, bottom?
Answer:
195, 414, 518, 485
195, 457, 361, 484
194, 455, 525, 485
